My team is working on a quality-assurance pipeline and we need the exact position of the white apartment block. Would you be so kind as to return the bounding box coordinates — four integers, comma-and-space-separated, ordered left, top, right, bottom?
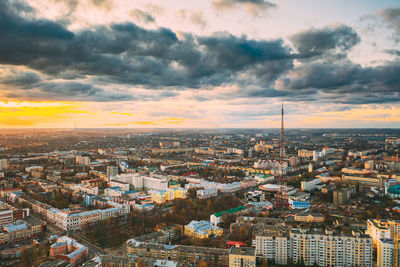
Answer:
112, 174, 168, 191
301, 178, 321, 192
290, 229, 372, 267
75, 155, 91, 166
377, 238, 398, 267
255, 228, 373, 267
71, 184, 98, 195
255, 233, 290, 265
143, 176, 168, 191
109, 180, 130, 191
197, 188, 218, 199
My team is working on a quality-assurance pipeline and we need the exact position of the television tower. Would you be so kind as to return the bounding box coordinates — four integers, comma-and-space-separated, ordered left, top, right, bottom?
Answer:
279, 103, 285, 185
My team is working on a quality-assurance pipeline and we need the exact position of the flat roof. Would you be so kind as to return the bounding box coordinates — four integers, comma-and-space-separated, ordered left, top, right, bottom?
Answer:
213, 206, 247, 218
229, 247, 255, 256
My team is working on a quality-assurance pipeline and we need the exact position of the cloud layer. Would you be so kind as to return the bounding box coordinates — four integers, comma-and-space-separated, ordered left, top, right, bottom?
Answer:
0, 0, 399, 128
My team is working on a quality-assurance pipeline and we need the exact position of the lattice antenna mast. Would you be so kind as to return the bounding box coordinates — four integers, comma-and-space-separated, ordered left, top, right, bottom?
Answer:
279, 103, 285, 185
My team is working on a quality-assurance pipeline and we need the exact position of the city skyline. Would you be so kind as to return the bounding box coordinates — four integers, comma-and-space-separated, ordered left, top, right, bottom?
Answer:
0, 0, 400, 128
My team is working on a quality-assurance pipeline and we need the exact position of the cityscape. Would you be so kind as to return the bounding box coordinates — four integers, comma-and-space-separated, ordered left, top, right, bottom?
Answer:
1, 0, 400, 267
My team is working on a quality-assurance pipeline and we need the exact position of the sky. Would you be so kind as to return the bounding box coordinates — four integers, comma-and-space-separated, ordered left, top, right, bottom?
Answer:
0, 0, 400, 128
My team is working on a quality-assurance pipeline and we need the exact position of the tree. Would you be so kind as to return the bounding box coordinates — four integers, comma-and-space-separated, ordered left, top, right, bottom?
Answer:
136, 258, 146, 267
19, 247, 36, 267
198, 260, 208, 267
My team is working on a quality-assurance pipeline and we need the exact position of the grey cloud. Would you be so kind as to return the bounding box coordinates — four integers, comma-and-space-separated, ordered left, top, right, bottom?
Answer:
0, 71, 41, 88
130, 9, 155, 24
273, 59, 400, 104
290, 24, 360, 58
0, 0, 294, 93
90, 0, 113, 10
0, 70, 133, 102
378, 7, 400, 37
179, 9, 207, 29
385, 49, 400, 56
1, 0, 399, 105
212, 0, 276, 17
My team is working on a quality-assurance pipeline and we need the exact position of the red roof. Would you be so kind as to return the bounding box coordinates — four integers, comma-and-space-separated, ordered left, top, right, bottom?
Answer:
226, 241, 245, 246
182, 172, 198, 177
1, 188, 22, 192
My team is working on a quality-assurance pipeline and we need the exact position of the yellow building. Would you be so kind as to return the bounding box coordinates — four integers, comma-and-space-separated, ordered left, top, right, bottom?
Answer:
149, 188, 188, 204
294, 212, 325, 223
184, 220, 223, 239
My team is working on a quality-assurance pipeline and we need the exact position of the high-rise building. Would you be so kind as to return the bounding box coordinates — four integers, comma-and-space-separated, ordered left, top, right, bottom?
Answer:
290, 229, 372, 266
0, 159, 8, 170
254, 226, 289, 265
367, 219, 400, 247
75, 155, 90, 166
107, 166, 118, 178
377, 238, 400, 267
255, 227, 373, 267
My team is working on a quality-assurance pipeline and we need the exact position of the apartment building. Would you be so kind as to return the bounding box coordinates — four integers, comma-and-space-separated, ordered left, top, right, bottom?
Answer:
254, 225, 290, 265
229, 247, 256, 267
254, 227, 372, 267
0, 217, 45, 244
290, 229, 372, 266
197, 188, 218, 199
75, 155, 90, 166
377, 238, 399, 267
127, 240, 229, 266
367, 219, 400, 247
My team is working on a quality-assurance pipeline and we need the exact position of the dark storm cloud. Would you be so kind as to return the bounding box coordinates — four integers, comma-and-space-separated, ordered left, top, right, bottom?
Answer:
378, 7, 400, 37
0, 70, 133, 101
0, 0, 294, 93
0, 71, 41, 89
1, 0, 398, 105
290, 25, 360, 58
272, 59, 400, 104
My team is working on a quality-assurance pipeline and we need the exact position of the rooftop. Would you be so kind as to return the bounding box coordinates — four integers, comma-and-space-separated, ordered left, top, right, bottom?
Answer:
213, 206, 247, 218
229, 247, 255, 257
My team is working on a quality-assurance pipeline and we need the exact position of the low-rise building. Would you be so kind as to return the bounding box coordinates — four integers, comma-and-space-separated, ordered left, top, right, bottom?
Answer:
210, 206, 248, 226
184, 220, 223, 239
229, 247, 256, 267
0, 217, 45, 244
127, 240, 229, 266
294, 212, 325, 223
197, 188, 218, 199
245, 191, 265, 202
50, 236, 88, 267
288, 199, 309, 209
